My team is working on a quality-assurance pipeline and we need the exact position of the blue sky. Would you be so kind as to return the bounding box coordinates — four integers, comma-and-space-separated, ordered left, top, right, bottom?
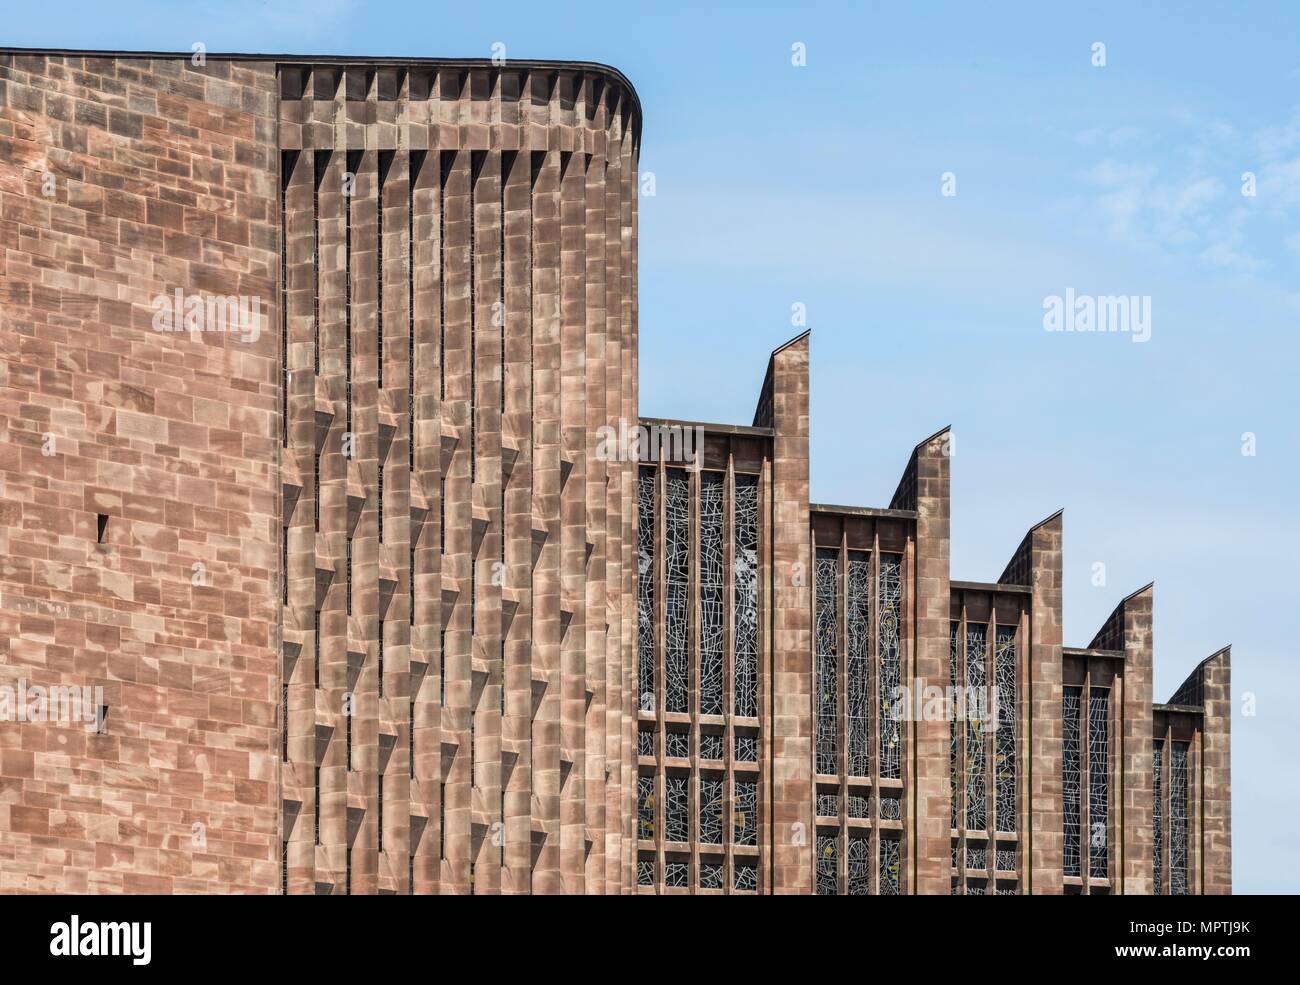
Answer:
9, 0, 1297, 893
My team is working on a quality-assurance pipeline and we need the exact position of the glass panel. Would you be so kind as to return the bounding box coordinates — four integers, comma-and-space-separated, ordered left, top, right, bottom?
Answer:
878, 554, 903, 779
816, 835, 838, 895
1088, 688, 1110, 879
698, 472, 725, 716
846, 551, 871, 777
815, 547, 839, 775
733, 474, 760, 718
995, 625, 1017, 833
1062, 686, 1082, 877
636, 468, 656, 711
664, 470, 690, 714
1170, 741, 1189, 894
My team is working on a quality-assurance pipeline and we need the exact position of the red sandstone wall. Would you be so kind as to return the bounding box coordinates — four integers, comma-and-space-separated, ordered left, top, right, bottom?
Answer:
0, 53, 281, 892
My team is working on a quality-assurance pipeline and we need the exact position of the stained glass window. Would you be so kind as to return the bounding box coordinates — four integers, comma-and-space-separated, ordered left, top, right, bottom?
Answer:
879, 795, 901, 821
699, 777, 724, 844
1088, 688, 1109, 880
665, 774, 689, 843
847, 835, 870, 895
817, 792, 839, 818
848, 793, 870, 819
846, 552, 871, 777
637, 729, 654, 758
733, 474, 760, 719
966, 844, 986, 870
950, 622, 960, 830
994, 626, 1017, 833
665, 861, 689, 888
664, 470, 690, 714
699, 472, 725, 716
965, 624, 987, 832
815, 547, 839, 775
816, 835, 838, 895
734, 779, 757, 846
699, 861, 724, 889
700, 732, 723, 761
878, 554, 903, 779
995, 846, 1017, 872
1062, 687, 1082, 877
665, 730, 689, 760
1170, 740, 1189, 894
636, 467, 656, 712
735, 735, 758, 762
637, 774, 655, 841
880, 837, 901, 894
734, 862, 757, 892
1153, 739, 1164, 894
637, 858, 655, 886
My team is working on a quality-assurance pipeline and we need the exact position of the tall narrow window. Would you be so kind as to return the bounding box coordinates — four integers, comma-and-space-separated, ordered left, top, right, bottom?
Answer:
469, 150, 481, 485
346, 534, 353, 615
1152, 739, 1164, 894
878, 554, 903, 779
281, 683, 289, 762
439, 151, 453, 401
409, 699, 416, 779
733, 473, 759, 718
1062, 686, 1082, 877
663, 469, 689, 714
846, 552, 871, 777
994, 626, 1017, 833
345, 150, 358, 437
378, 620, 385, 698
699, 776, 723, 844
734, 778, 757, 846
847, 835, 870, 895
282, 525, 289, 605
377, 463, 384, 543
313, 151, 326, 375
281, 151, 291, 447
965, 624, 987, 832
698, 472, 724, 716
346, 700, 353, 771
637, 774, 655, 841
880, 838, 901, 895
1088, 688, 1110, 879
377, 773, 384, 854
949, 623, 960, 830
816, 834, 838, 895
377, 151, 390, 391
665, 774, 689, 843
1170, 740, 1189, 894
814, 547, 839, 776
409, 152, 420, 482
313, 611, 321, 689
637, 467, 656, 712
314, 766, 321, 845
499, 151, 509, 418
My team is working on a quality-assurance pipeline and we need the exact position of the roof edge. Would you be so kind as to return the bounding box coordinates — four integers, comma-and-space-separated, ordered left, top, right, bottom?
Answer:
0, 47, 643, 131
